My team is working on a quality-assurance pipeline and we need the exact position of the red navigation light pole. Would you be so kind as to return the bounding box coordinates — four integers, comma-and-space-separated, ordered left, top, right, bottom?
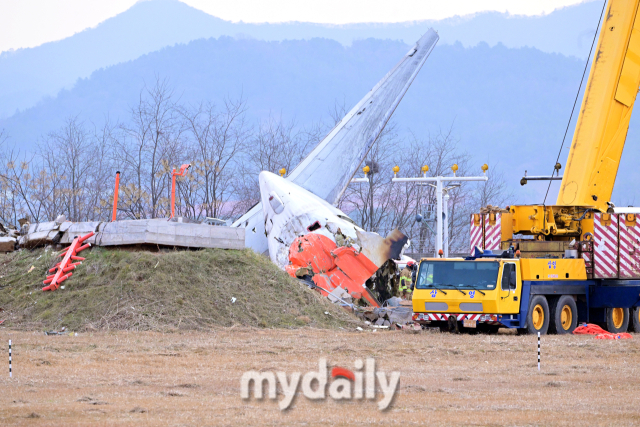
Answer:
111, 171, 120, 222
170, 164, 190, 220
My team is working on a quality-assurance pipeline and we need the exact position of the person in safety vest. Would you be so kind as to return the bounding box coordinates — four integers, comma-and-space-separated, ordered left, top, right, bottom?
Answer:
409, 261, 417, 290
399, 261, 415, 299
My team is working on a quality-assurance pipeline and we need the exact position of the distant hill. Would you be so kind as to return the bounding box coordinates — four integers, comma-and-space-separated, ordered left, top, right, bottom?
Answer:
4, 35, 639, 204
0, 0, 604, 118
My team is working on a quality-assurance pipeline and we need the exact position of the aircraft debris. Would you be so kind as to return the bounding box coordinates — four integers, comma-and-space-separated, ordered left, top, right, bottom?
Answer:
259, 171, 407, 307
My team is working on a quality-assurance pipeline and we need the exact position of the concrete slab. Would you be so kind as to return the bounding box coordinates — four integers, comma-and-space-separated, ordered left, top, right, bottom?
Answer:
0, 236, 16, 252
55, 219, 245, 249
23, 218, 245, 250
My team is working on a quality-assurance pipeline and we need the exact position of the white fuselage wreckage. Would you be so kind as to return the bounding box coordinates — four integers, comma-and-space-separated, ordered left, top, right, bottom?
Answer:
260, 171, 407, 306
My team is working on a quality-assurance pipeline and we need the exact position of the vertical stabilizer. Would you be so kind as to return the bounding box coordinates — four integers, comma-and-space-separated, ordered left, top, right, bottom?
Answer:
234, 29, 439, 253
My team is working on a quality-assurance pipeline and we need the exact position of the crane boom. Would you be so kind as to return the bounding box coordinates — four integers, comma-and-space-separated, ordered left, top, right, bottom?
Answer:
558, 0, 640, 211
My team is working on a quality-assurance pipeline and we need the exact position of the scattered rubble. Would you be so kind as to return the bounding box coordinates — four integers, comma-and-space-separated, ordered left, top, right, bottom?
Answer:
44, 327, 67, 335
0, 221, 21, 252
355, 298, 414, 327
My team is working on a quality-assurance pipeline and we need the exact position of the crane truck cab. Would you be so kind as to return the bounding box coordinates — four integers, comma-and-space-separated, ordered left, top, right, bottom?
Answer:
408, 250, 627, 335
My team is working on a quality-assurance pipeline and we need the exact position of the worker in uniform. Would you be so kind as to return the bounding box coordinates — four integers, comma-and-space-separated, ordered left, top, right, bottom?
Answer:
409, 261, 417, 290
399, 261, 414, 299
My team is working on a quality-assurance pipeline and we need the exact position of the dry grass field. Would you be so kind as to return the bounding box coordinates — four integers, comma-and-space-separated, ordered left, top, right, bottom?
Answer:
1, 327, 639, 426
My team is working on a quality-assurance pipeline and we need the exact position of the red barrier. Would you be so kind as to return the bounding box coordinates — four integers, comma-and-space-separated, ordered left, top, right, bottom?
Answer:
42, 231, 94, 292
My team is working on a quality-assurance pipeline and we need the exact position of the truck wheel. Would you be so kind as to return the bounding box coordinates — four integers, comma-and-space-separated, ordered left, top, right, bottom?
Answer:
606, 307, 629, 333
527, 295, 550, 335
549, 295, 578, 334
630, 307, 640, 333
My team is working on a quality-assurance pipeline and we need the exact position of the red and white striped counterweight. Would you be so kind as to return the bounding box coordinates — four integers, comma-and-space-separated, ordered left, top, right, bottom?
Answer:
42, 231, 94, 291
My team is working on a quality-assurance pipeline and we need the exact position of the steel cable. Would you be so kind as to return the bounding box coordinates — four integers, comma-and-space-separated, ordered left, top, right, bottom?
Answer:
543, 0, 607, 204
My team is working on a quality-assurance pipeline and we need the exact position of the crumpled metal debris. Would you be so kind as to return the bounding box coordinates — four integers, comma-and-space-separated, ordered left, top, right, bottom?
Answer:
356, 299, 414, 328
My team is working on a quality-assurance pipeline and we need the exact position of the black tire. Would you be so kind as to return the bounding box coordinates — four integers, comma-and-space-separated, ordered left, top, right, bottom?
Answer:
545, 296, 558, 333
527, 295, 550, 335
630, 307, 640, 333
549, 295, 578, 334
605, 307, 629, 333
447, 316, 460, 334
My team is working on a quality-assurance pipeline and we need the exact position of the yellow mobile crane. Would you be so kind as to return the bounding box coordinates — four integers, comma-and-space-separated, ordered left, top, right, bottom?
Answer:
413, 0, 640, 334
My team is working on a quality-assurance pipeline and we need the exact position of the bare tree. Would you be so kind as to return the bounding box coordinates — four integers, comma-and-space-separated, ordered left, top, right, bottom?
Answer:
235, 115, 323, 214
38, 117, 95, 221
473, 164, 513, 209
30, 117, 114, 222
0, 131, 42, 226
88, 120, 118, 221
338, 123, 401, 233
116, 77, 186, 219
179, 98, 250, 220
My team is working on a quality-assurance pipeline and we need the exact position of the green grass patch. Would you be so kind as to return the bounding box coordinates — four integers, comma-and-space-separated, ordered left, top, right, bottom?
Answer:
0, 247, 357, 331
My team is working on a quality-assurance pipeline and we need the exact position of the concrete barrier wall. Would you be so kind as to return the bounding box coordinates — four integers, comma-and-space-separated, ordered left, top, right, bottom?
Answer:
21, 219, 245, 250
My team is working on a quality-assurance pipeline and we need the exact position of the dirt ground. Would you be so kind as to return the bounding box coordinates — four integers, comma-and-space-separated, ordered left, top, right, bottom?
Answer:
1, 328, 639, 426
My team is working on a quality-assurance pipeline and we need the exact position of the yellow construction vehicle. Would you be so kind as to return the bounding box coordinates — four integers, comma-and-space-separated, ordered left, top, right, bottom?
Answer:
413, 0, 640, 334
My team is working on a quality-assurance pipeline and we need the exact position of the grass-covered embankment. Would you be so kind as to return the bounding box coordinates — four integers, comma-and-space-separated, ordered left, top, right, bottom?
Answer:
0, 247, 357, 331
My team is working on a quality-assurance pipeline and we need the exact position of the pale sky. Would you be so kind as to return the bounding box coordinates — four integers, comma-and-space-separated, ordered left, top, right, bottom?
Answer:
0, 0, 594, 53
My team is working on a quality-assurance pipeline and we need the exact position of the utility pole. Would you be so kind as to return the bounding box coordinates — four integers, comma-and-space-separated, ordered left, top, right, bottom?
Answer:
392, 164, 489, 257
443, 191, 450, 258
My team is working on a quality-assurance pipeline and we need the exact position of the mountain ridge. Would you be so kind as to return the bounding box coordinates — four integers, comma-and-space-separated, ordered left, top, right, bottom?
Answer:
0, 0, 603, 118
7, 36, 639, 205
